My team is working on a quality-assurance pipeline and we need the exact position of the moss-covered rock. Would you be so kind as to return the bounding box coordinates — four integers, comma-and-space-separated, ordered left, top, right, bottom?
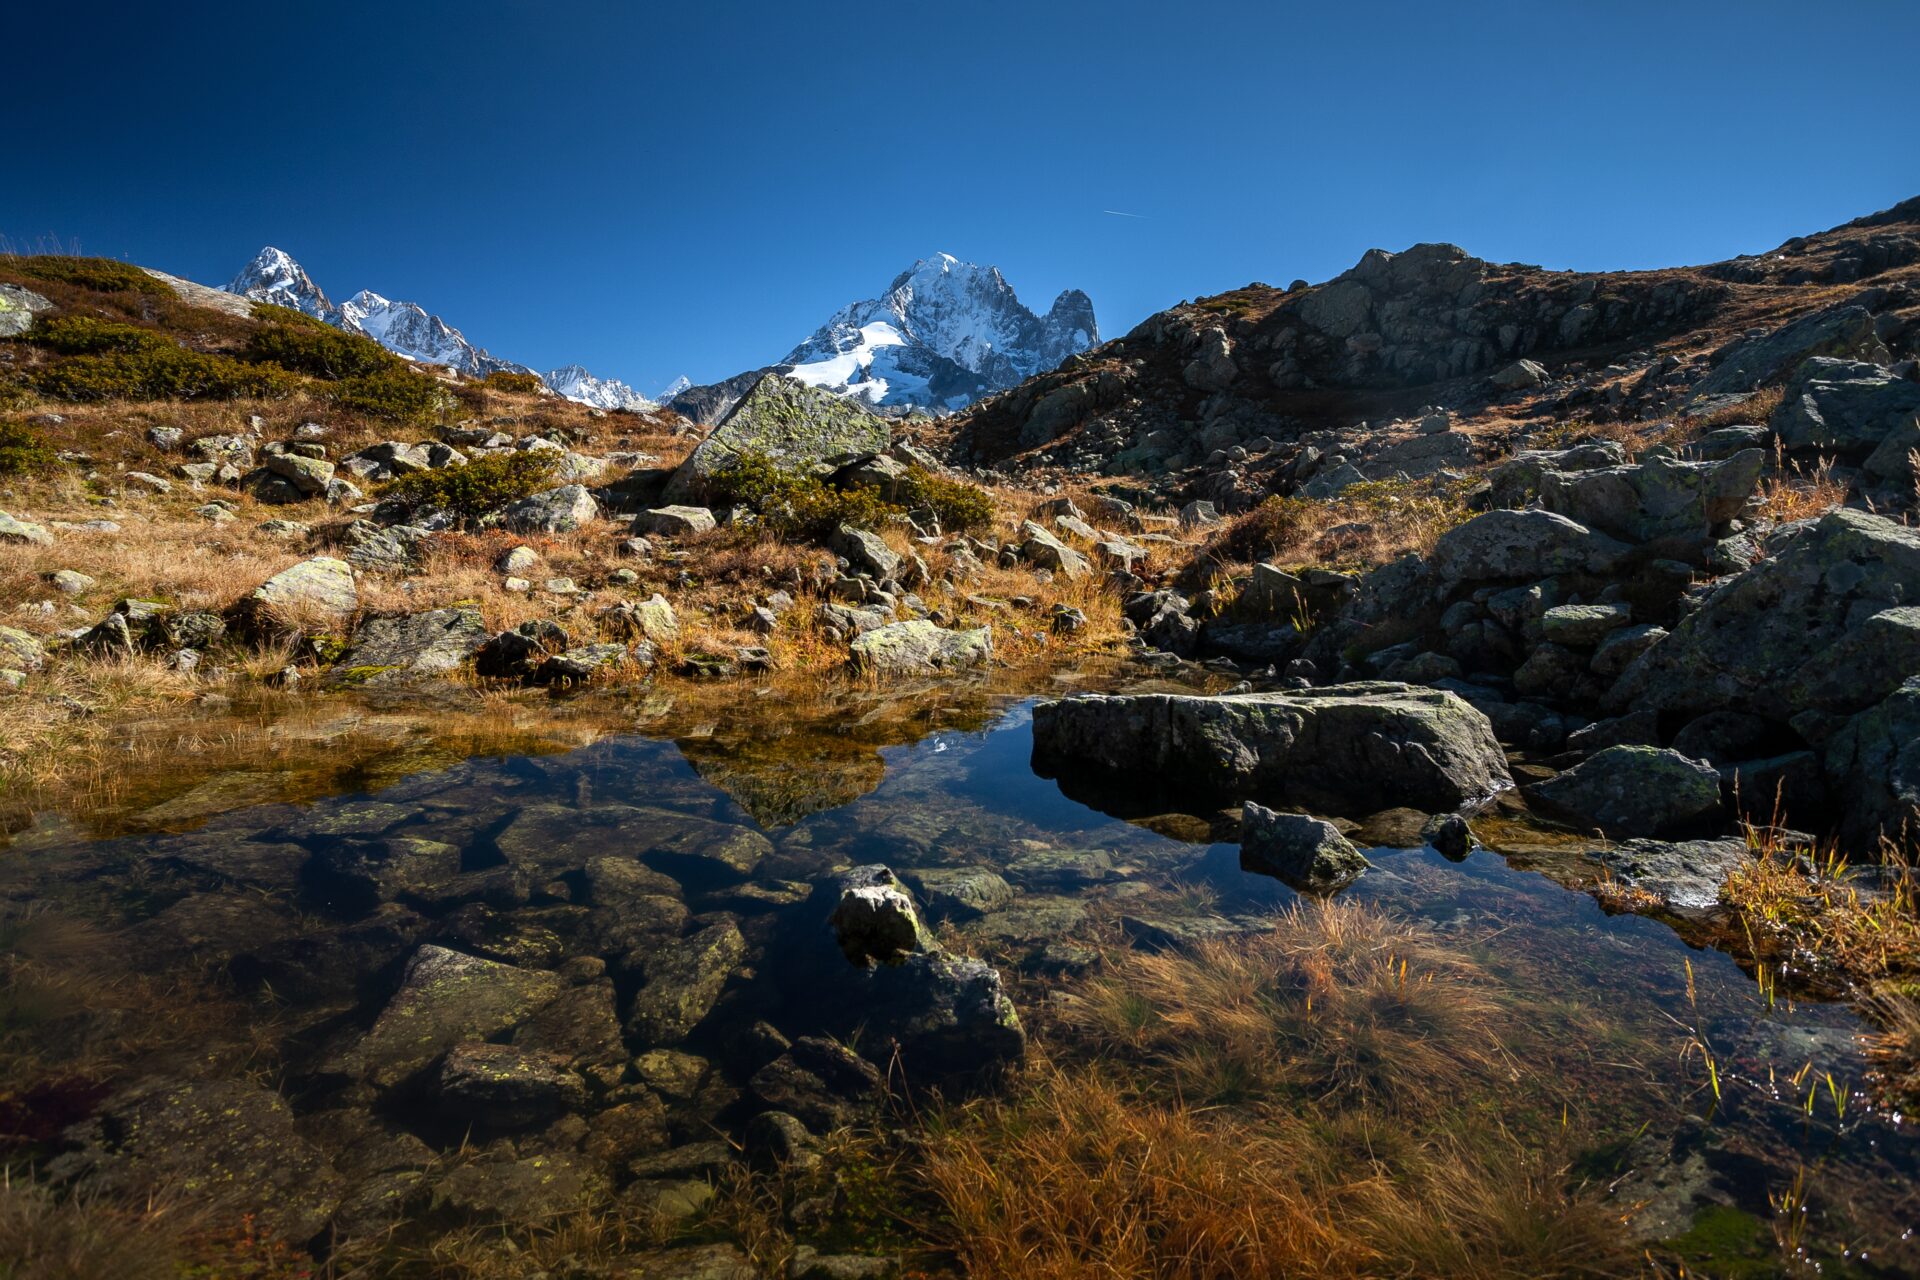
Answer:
665, 373, 890, 502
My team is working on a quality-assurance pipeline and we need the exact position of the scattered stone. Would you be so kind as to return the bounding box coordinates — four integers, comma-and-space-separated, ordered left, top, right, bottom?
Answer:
0, 510, 54, 546
829, 866, 933, 966
1491, 358, 1549, 390
238, 556, 357, 634
47, 569, 93, 595
665, 374, 891, 502
327, 607, 487, 684
497, 545, 539, 575
830, 523, 900, 579
502, 484, 600, 534
638, 505, 717, 537
1238, 803, 1370, 891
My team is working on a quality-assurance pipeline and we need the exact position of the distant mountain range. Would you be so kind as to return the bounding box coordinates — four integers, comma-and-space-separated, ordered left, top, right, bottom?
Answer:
670, 254, 1099, 421
224, 247, 1098, 420
223, 248, 658, 410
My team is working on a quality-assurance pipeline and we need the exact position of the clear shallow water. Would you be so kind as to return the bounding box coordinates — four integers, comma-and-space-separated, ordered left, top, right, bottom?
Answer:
4, 678, 1918, 1273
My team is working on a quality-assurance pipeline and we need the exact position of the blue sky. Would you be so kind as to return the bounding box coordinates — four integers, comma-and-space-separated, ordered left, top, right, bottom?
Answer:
6, 1, 1914, 394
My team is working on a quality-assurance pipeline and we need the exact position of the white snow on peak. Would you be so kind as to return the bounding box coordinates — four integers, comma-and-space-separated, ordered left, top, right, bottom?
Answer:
781, 253, 1097, 412
656, 375, 693, 402
221, 246, 642, 396
544, 364, 654, 411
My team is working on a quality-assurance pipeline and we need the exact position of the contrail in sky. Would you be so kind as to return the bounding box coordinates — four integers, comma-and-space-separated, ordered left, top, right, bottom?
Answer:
1102, 210, 1149, 219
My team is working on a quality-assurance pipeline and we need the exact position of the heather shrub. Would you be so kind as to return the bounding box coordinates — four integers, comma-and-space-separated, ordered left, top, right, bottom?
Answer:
483, 370, 544, 394
2, 255, 171, 297
244, 315, 400, 379
376, 451, 557, 522
331, 368, 451, 424
706, 450, 901, 539
900, 465, 995, 530
28, 316, 171, 356
0, 421, 56, 476
32, 346, 298, 402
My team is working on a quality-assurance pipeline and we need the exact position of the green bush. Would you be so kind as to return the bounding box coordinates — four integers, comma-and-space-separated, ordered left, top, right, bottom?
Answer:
0, 421, 56, 476
375, 451, 558, 522
28, 316, 171, 355
706, 450, 902, 540
899, 466, 995, 530
244, 317, 400, 380
32, 346, 298, 402
483, 370, 545, 394
2, 255, 171, 297
331, 368, 451, 424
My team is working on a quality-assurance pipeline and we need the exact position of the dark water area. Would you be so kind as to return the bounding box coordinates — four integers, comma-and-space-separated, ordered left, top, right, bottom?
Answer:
3, 675, 1918, 1274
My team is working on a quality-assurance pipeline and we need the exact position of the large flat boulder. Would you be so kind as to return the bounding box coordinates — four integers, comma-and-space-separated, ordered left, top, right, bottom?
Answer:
326, 606, 487, 685
1526, 746, 1722, 838
848, 620, 992, 675
1430, 509, 1631, 585
1031, 682, 1511, 815
1536, 450, 1764, 545
1607, 509, 1920, 724
1771, 358, 1920, 453
664, 374, 890, 502
1692, 303, 1885, 398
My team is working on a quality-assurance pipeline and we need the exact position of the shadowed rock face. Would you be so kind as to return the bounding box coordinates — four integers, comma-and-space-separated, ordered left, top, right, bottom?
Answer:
1031, 682, 1511, 818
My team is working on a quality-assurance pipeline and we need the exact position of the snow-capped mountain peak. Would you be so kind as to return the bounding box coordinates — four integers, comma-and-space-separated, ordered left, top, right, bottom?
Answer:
781, 253, 1097, 412
544, 364, 654, 411
227, 246, 332, 319
222, 247, 643, 402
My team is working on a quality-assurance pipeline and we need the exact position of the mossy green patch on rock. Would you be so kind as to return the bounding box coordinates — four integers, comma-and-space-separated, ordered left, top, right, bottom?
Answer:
666, 373, 890, 502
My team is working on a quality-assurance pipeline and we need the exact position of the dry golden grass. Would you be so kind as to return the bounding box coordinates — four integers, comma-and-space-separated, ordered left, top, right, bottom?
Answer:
917, 901, 1634, 1280
1720, 829, 1920, 988
1190, 476, 1474, 583
1756, 443, 1848, 524
1681, 385, 1784, 432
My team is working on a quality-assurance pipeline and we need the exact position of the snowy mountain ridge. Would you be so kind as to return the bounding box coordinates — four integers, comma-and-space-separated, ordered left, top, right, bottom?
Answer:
223, 247, 651, 408
780, 253, 1097, 412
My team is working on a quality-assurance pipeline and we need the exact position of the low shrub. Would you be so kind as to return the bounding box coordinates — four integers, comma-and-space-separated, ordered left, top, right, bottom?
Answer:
483, 370, 545, 394
244, 315, 399, 380
706, 450, 900, 540
28, 315, 171, 356
376, 450, 558, 523
900, 466, 995, 530
331, 368, 451, 424
1, 255, 171, 297
0, 420, 56, 476
32, 346, 298, 402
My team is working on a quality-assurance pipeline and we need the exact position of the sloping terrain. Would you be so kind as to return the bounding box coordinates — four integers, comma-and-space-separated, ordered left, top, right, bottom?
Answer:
950, 196, 1920, 510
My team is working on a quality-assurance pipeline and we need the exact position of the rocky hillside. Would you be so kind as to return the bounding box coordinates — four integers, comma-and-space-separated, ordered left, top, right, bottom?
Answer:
951, 197, 1920, 512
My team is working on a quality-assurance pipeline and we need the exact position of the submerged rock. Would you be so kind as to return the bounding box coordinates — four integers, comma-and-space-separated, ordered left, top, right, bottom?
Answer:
1594, 838, 1752, 913
1239, 803, 1370, 892
436, 1041, 587, 1128
626, 919, 746, 1045
329, 944, 563, 1087
57, 1078, 343, 1241
858, 949, 1025, 1076
1032, 682, 1511, 815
